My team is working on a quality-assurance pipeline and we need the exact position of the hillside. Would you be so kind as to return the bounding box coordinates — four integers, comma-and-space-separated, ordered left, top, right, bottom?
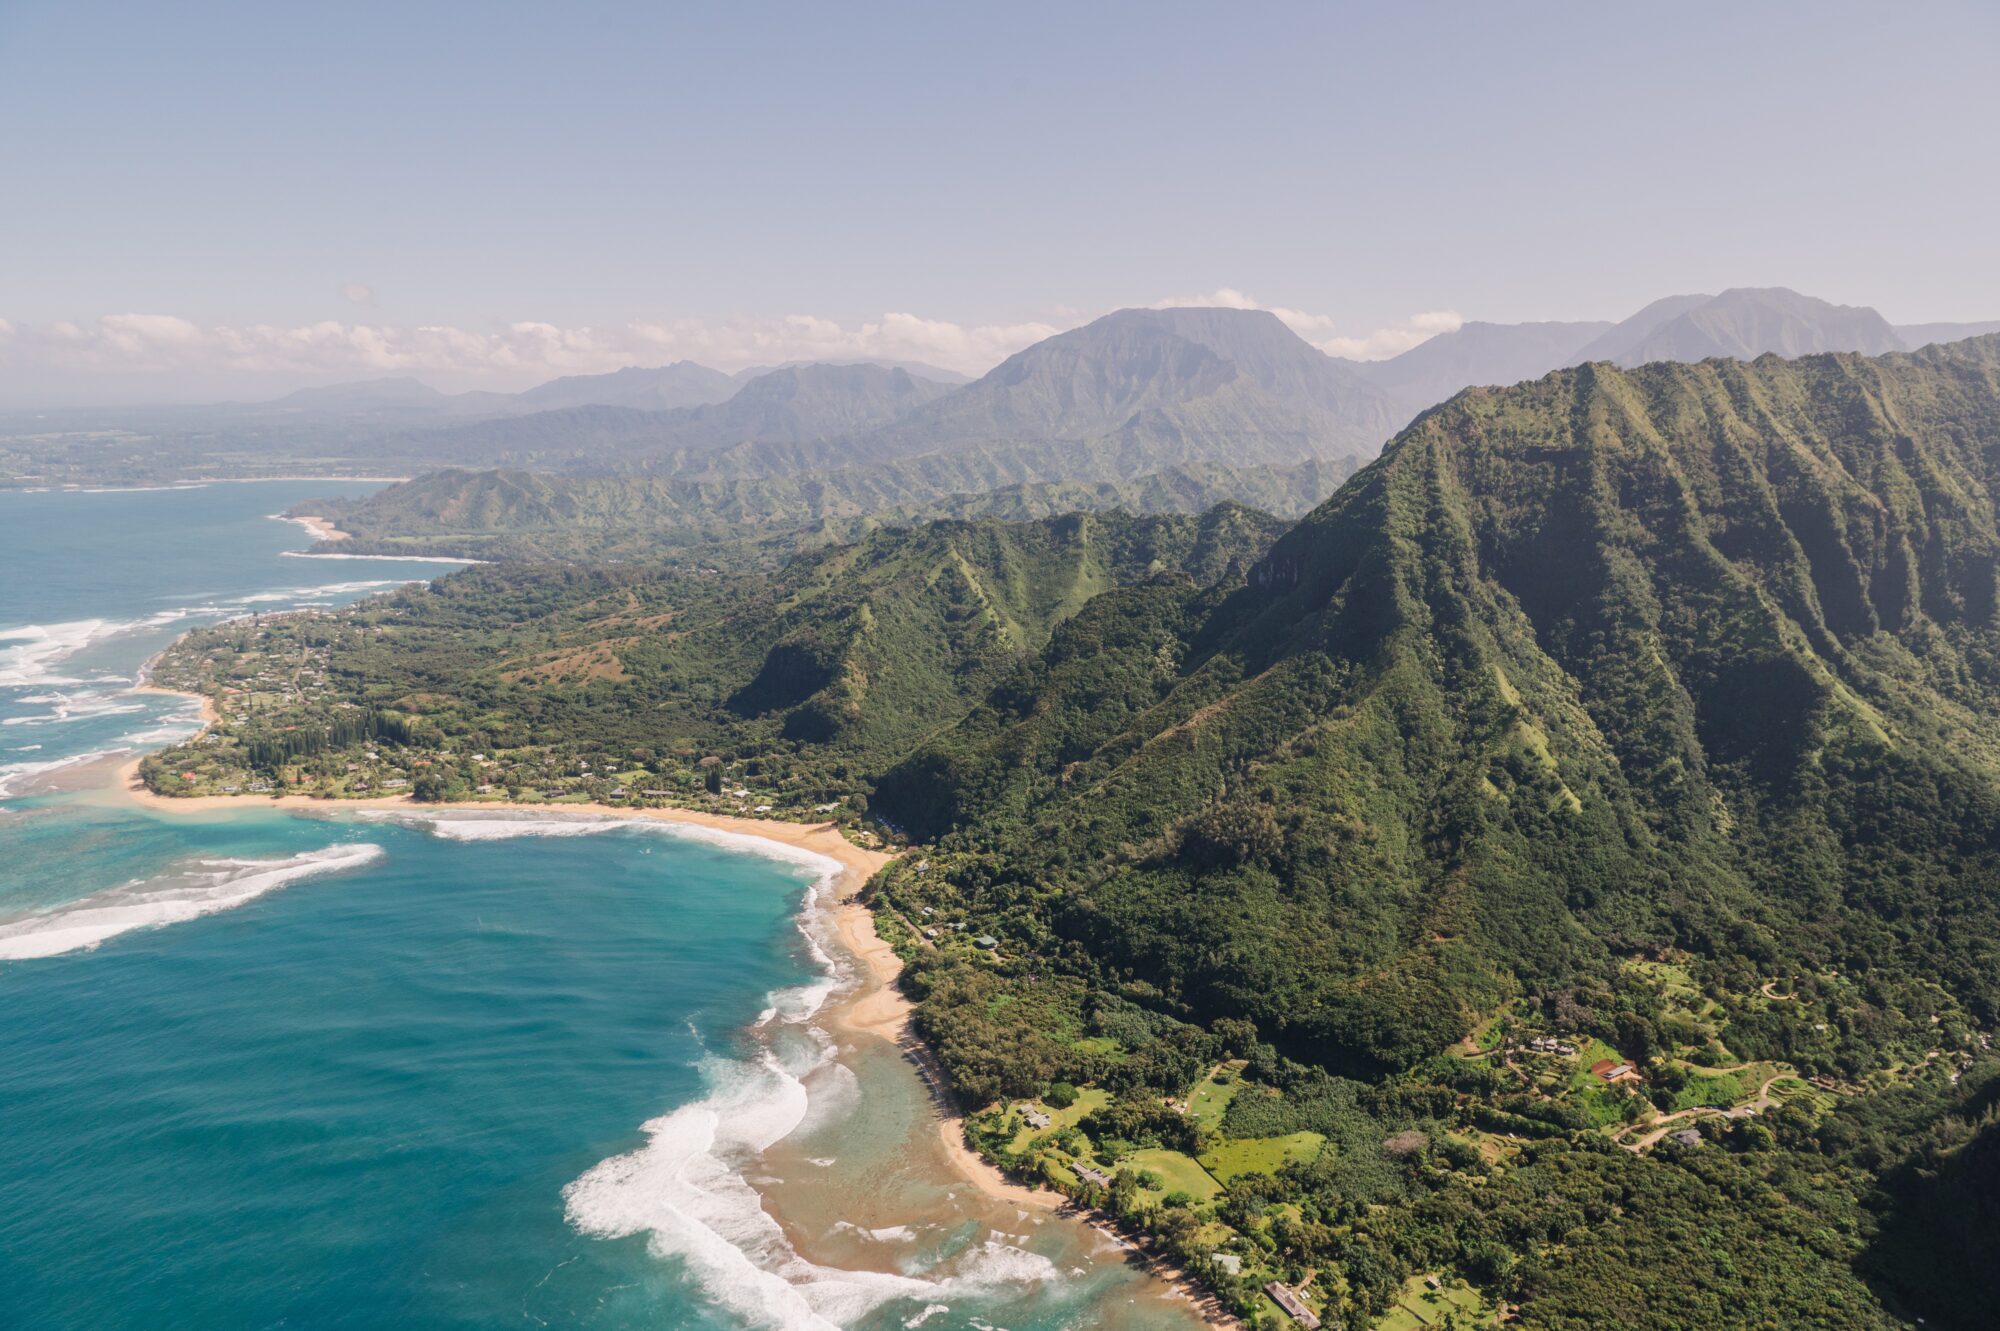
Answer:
302, 452, 1355, 562
884, 333, 2000, 1059
510, 360, 740, 412
1571, 287, 1905, 366
1353, 319, 1611, 419
858, 307, 1401, 467
142, 504, 1287, 791
131, 337, 2000, 1329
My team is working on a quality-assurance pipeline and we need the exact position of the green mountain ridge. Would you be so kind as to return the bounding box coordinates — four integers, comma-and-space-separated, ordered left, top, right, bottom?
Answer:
882, 334, 2000, 1066
307, 454, 1356, 562
126, 334, 2000, 1330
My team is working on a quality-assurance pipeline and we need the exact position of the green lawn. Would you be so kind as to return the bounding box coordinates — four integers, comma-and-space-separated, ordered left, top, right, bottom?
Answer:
1123, 1147, 1221, 1200
1200, 1131, 1323, 1182
1186, 1060, 1245, 1127
1005, 1087, 1110, 1152
1374, 1276, 1499, 1329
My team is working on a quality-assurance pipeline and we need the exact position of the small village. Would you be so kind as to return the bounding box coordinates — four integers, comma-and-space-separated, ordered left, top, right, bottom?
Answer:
140, 610, 868, 827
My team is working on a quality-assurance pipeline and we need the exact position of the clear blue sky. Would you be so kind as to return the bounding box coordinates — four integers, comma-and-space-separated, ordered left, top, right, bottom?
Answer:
2, 0, 1995, 397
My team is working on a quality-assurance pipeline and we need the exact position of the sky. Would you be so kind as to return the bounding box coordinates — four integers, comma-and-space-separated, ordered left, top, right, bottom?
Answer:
2, 0, 1996, 404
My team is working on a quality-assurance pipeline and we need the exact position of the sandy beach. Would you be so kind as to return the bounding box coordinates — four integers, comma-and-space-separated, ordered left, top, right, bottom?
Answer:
280, 512, 352, 542
106, 683, 1231, 1325
115, 750, 1044, 1205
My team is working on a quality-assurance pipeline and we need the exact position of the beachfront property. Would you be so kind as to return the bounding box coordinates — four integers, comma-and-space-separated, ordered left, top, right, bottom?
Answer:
1265, 1280, 1322, 1329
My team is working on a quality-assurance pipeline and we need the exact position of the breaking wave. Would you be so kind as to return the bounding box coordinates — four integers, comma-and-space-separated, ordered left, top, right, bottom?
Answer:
0, 842, 384, 961
281, 551, 481, 564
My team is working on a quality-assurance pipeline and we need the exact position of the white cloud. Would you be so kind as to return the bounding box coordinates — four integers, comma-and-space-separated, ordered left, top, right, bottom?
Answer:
339, 281, 375, 307
1149, 288, 1462, 361
0, 290, 1463, 401
0, 310, 1065, 387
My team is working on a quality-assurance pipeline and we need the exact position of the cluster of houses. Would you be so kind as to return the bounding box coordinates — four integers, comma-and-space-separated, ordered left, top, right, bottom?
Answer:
1525, 1035, 1576, 1056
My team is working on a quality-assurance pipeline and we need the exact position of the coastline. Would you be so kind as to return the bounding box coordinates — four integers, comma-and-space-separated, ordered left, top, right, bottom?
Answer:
278, 512, 351, 542
111, 768, 1239, 1326
105, 661, 1233, 1325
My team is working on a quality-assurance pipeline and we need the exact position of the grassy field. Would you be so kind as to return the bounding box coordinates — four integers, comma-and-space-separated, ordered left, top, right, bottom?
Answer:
1004, 1087, 1110, 1152
1374, 1275, 1499, 1329
1200, 1131, 1324, 1182
1670, 1067, 1746, 1112
1185, 1060, 1246, 1127
1124, 1147, 1222, 1200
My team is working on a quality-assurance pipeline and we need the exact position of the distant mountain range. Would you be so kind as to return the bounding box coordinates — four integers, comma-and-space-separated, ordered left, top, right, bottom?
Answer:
238, 288, 2000, 469
8, 289, 1998, 542
1347, 287, 1983, 424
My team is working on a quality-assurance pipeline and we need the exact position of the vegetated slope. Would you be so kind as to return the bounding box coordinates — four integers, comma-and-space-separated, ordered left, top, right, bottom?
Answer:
1353, 319, 1611, 420
382, 362, 960, 469
1571, 287, 1905, 366
303, 454, 1355, 563
881, 334, 2000, 1073
509, 360, 742, 413
856, 306, 1404, 465
149, 505, 1286, 789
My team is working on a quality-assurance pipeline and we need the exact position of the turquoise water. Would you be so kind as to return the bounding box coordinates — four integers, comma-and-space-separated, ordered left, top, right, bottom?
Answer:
0, 484, 1199, 1331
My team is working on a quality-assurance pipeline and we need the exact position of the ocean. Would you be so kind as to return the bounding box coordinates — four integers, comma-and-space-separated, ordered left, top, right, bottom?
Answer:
0, 483, 1201, 1331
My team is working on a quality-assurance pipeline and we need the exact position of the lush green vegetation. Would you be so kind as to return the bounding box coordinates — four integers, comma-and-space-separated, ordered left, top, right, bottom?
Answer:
134, 335, 2000, 1329
302, 457, 1353, 564
140, 506, 1285, 809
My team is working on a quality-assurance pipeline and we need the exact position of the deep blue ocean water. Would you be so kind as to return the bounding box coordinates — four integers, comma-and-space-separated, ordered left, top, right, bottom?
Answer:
0, 483, 1198, 1331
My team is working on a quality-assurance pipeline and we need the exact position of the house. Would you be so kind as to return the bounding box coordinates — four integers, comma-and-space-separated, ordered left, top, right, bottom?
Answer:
974, 935, 999, 949
1670, 1128, 1703, 1147
1527, 1036, 1576, 1056
1590, 1058, 1640, 1084
1264, 1282, 1322, 1329
1021, 1106, 1052, 1130
1213, 1253, 1243, 1276
1074, 1164, 1111, 1188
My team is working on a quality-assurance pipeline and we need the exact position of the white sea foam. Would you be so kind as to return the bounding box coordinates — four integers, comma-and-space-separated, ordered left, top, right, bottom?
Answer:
73, 483, 209, 493
356, 811, 637, 842
538, 809, 1061, 1330
281, 550, 480, 564
831, 1221, 917, 1244
2, 690, 146, 726
0, 619, 136, 687
0, 842, 384, 960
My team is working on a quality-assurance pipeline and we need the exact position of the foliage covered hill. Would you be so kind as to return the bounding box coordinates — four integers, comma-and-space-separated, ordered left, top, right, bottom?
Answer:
383, 361, 961, 469
1349, 318, 1611, 422
880, 334, 2000, 1072
144, 505, 1287, 794
1569, 287, 1906, 366
303, 456, 1353, 563
135, 340, 2000, 1329
509, 360, 741, 412
861, 306, 1402, 465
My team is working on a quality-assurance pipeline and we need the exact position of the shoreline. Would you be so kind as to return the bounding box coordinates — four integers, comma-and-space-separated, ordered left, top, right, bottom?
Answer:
105, 669, 1233, 1325
283, 512, 351, 542
113, 771, 1238, 1326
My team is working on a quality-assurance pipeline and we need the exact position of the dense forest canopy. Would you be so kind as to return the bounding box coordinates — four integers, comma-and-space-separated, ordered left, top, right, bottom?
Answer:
137, 336, 2000, 1330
